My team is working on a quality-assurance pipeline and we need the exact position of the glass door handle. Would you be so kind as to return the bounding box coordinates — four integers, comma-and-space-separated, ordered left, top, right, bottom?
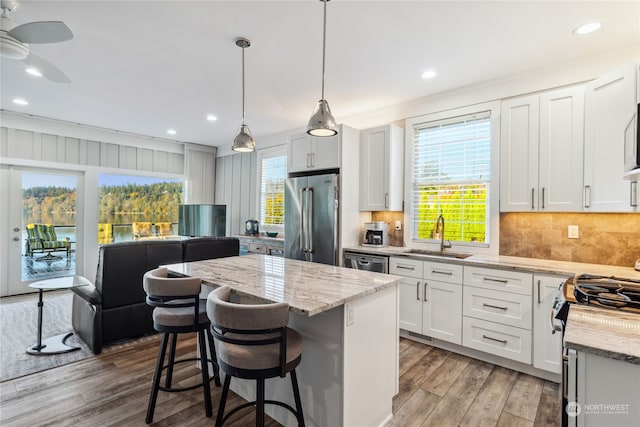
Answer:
13, 237, 20, 241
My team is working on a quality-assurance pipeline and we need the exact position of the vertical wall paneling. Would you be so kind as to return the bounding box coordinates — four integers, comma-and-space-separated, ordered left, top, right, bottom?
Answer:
231, 154, 243, 235
41, 133, 58, 161
119, 146, 137, 170
65, 137, 81, 164
78, 139, 88, 165
169, 153, 183, 174
153, 150, 168, 173
86, 140, 100, 166
100, 143, 119, 168
137, 147, 153, 171
56, 135, 66, 162
8, 129, 32, 159
0, 127, 8, 157
31, 132, 42, 161
184, 145, 216, 204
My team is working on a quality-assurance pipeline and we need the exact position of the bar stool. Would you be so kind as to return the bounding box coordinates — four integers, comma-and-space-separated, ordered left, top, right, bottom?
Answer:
143, 267, 220, 424
206, 285, 305, 427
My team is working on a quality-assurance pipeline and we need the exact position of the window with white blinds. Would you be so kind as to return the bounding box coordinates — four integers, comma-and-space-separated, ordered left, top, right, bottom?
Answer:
411, 111, 491, 244
259, 150, 287, 227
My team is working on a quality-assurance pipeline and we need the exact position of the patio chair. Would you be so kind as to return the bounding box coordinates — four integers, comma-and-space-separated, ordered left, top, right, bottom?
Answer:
155, 222, 174, 239
25, 223, 71, 259
132, 222, 154, 240
98, 223, 114, 244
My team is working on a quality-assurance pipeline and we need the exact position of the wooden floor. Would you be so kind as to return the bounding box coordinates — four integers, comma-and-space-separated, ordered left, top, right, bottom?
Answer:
0, 335, 561, 426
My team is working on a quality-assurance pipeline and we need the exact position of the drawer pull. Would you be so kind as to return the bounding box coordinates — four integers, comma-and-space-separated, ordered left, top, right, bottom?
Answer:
397, 265, 415, 271
483, 277, 508, 284
482, 334, 507, 345
482, 303, 508, 311
432, 269, 453, 276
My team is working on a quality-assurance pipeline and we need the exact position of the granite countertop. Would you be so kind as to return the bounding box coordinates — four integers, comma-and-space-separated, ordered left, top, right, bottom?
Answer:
564, 304, 640, 365
235, 234, 285, 243
343, 245, 640, 279
164, 254, 403, 316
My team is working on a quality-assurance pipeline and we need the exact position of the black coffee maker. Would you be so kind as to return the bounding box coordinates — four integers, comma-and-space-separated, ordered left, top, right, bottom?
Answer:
245, 220, 259, 235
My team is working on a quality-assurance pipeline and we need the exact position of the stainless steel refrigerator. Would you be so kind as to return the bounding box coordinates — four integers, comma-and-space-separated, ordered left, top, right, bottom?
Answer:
285, 172, 339, 265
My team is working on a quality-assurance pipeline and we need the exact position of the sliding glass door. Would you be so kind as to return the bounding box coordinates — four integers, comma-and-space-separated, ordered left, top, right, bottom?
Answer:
1, 167, 82, 296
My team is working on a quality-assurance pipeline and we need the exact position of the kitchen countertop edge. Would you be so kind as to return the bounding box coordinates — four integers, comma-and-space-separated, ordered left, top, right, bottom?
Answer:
564, 304, 640, 365
343, 246, 640, 279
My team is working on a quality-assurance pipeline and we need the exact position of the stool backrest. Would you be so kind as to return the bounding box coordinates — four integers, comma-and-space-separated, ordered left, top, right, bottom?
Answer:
206, 285, 290, 377
143, 267, 203, 324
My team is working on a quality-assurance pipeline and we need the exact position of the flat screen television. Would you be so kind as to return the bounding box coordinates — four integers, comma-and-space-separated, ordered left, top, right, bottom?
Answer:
178, 204, 226, 237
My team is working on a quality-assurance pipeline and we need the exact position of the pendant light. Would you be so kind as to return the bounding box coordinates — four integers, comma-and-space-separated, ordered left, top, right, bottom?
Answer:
306, 0, 338, 137
232, 37, 256, 152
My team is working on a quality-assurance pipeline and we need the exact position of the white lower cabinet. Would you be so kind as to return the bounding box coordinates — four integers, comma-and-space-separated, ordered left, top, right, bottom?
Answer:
462, 317, 532, 364
463, 266, 534, 364
392, 257, 462, 345
533, 274, 567, 374
423, 279, 462, 344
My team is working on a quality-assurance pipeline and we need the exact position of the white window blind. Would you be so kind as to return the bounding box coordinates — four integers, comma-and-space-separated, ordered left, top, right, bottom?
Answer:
259, 153, 287, 227
411, 111, 491, 244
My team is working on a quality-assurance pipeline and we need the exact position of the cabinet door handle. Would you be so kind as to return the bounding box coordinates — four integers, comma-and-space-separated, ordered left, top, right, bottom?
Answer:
482, 303, 508, 311
537, 279, 541, 304
423, 282, 428, 302
397, 265, 415, 271
306, 153, 311, 168
541, 187, 545, 209
531, 188, 535, 210
416, 281, 420, 301
483, 277, 508, 284
385, 192, 389, 208
584, 185, 591, 208
311, 152, 315, 168
482, 334, 507, 345
631, 182, 638, 207
432, 269, 453, 276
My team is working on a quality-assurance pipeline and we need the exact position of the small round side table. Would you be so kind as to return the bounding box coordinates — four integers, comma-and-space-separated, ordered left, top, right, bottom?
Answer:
27, 275, 91, 355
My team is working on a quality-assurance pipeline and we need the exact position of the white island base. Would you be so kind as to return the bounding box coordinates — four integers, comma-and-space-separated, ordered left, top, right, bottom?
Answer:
208, 284, 399, 427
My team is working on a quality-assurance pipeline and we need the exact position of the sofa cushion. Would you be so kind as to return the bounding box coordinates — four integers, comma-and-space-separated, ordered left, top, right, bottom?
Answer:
182, 237, 239, 262
96, 240, 183, 309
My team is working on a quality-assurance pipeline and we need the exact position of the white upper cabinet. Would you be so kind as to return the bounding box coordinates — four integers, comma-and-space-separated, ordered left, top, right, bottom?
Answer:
584, 63, 638, 211
500, 86, 584, 212
359, 124, 404, 211
288, 133, 340, 173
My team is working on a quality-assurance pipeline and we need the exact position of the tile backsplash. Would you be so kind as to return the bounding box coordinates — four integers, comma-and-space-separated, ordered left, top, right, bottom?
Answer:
371, 211, 404, 247
500, 213, 640, 267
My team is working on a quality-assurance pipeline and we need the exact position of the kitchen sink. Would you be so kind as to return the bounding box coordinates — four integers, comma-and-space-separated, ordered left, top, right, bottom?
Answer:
406, 249, 472, 259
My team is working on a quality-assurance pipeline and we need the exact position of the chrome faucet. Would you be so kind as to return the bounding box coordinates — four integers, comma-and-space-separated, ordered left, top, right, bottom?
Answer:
435, 214, 452, 252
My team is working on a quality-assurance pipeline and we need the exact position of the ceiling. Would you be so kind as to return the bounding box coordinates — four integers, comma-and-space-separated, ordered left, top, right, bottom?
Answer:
1, 1, 639, 149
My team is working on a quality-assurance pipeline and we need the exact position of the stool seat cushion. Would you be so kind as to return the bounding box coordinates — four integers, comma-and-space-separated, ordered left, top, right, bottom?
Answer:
217, 328, 303, 371
153, 299, 209, 328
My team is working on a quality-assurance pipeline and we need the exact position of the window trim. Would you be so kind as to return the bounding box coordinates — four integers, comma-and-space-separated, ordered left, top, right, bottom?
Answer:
404, 101, 501, 255
255, 145, 287, 233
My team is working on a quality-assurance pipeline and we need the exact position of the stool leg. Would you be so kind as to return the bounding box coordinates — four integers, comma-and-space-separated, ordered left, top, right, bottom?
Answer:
146, 332, 169, 424
206, 328, 221, 387
215, 374, 231, 427
290, 369, 305, 427
165, 332, 178, 388
256, 378, 265, 427
198, 329, 213, 418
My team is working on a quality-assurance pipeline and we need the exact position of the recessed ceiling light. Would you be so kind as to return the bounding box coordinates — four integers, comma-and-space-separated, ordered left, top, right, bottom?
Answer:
421, 70, 437, 79
206, 114, 217, 122
573, 21, 602, 35
13, 98, 29, 106
25, 67, 42, 77
166, 129, 177, 135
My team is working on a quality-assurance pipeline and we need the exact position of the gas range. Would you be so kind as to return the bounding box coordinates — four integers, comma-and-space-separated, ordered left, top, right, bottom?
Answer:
572, 274, 640, 313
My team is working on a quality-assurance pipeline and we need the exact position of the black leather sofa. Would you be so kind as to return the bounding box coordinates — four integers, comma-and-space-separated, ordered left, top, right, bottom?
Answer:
71, 237, 239, 354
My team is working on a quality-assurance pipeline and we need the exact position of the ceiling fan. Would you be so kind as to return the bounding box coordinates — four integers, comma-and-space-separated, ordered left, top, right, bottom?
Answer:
0, 0, 73, 83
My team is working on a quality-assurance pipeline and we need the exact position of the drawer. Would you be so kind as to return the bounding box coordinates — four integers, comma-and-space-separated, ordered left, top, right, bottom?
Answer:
268, 247, 284, 257
464, 266, 533, 295
390, 257, 423, 279
463, 286, 532, 330
462, 316, 532, 364
423, 261, 463, 284
248, 243, 267, 254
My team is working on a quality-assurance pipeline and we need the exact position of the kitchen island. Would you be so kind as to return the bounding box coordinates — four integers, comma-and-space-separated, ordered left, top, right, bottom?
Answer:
165, 254, 403, 427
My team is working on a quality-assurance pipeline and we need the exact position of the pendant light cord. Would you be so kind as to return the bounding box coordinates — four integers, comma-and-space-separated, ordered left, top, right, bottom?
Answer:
241, 45, 246, 125
321, 0, 327, 102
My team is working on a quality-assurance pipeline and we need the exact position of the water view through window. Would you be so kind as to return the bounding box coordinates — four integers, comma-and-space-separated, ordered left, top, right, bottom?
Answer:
98, 174, 184, 242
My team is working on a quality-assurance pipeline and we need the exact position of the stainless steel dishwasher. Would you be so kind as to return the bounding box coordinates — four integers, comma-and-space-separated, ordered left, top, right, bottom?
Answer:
343, 251, 389, 273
